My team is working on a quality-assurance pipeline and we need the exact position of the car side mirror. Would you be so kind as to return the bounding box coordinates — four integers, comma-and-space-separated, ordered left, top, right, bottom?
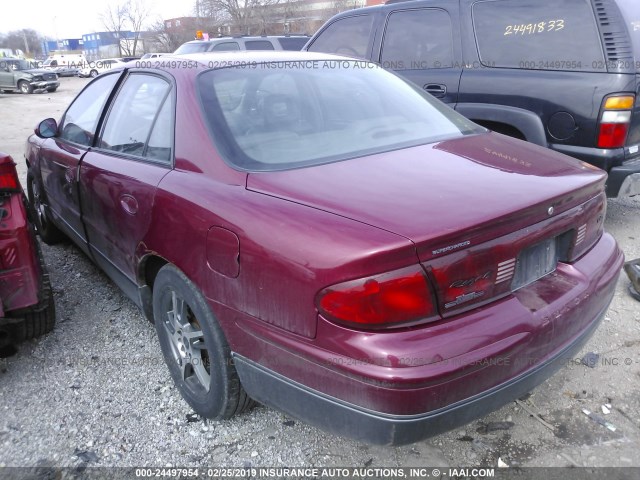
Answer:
35, 118, 58, 138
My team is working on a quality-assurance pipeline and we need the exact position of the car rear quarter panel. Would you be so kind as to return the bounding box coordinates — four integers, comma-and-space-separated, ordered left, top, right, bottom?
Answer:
143, 69, 419, 338
224, 232, 622, 415
148, 170, 417, 338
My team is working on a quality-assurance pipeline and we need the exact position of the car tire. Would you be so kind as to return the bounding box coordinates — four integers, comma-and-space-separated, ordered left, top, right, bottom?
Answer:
47, 87, 58, 93
18, 81, 33, 94
153, 264, 253, 419
27, 170, 65, 244
89, 70, 98, 78
22, 243, 56, 339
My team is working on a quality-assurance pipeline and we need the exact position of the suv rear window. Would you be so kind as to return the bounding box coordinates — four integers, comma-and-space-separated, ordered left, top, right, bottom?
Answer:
276, 37, 309, 51
210, 42, 240, 51
472, 0, 606, 72
617, 0, 640, 67
245, 40, 275, 50
174, 42, 210, 54
198, 61, 482, 171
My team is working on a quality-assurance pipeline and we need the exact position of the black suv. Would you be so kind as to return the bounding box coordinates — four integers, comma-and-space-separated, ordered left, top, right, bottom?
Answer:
306, 0, 640, 197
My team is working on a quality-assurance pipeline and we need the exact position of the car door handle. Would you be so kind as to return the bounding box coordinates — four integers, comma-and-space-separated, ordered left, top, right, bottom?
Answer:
120, 194, 138, 215
423, 84, 447, 98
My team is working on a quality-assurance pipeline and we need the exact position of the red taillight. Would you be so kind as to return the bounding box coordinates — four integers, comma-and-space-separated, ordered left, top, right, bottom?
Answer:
597, 95, 634, 149
317, 266, 438, 328
0, 160, 20, 192
597, 122, 630, 149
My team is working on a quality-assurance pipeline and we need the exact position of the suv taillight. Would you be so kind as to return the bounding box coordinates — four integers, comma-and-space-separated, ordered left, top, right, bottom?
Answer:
0, 158, 20, 192
316, 265, 439, 329
597, 95, 635, 149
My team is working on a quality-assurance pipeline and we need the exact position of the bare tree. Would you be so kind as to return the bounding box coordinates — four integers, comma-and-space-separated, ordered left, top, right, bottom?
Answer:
199, 0, 284, 35
0, 29, 44, 56
125, 0, 149, 56
100, 0, 150, 57
147, 20, 193, 53
101, 2, 128, 56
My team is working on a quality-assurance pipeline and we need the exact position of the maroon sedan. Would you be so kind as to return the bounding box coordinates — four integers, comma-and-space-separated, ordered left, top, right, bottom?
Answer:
0, 153, 55, 352
25, 52, 623, 444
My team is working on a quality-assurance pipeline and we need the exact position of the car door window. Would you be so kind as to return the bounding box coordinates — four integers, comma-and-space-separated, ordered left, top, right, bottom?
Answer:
210, 42, 240, 51
59, 73, 120, 146
308, 15, 374, 59
99, 74, 171, 158
381, 9, 454, 69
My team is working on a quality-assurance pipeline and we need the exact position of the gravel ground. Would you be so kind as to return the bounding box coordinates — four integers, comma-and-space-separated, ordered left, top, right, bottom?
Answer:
1, 77, 639, 470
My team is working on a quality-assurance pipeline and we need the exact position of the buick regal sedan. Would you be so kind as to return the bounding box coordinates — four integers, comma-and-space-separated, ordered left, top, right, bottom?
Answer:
25, 52, 623, 445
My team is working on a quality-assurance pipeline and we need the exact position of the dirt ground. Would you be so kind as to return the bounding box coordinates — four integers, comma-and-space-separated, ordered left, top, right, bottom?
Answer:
1, 76, 639, 470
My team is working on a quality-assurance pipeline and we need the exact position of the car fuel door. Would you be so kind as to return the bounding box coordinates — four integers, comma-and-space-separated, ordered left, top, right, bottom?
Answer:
376, 4, 463, 107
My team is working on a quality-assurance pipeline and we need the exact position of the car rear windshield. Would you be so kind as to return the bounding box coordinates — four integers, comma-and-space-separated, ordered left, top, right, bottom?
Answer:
198, 61, 483, 171
174, 42, 210, 54
472, 0, 606, 71
617, 0, 640, 68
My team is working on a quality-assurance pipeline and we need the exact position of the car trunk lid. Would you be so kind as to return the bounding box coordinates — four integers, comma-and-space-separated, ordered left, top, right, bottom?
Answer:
247, 133, 607, 316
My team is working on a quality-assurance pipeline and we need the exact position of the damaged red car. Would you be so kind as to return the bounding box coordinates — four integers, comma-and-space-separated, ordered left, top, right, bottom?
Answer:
24, 52, 623, 444
0, 153, 55, 352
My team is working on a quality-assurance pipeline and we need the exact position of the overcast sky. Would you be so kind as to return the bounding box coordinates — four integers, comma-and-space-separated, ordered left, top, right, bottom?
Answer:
0, 0, 192, 39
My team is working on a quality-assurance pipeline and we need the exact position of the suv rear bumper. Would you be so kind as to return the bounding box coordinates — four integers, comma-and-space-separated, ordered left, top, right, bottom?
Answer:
551, 143, 640, 197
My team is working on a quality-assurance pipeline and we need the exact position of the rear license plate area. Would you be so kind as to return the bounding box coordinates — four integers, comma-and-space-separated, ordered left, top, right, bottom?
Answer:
511, 238, 558, 290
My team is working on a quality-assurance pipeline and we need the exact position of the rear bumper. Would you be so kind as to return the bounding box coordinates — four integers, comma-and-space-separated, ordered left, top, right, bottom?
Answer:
550, 143, 640, 197
607, 158, 640, 197
231, 233, 623, 445
234, 303, 608, 445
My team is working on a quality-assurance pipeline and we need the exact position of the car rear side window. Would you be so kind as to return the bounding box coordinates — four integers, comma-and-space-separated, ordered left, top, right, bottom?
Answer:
245, 40, 275, 50
472, 0, 606, 71
381, 9, 454, 69
211, 42, 240, 51
308, 15, 374, 59
145, 97, 173, 163
99, 74, 171, 160
60, 73, 120, 147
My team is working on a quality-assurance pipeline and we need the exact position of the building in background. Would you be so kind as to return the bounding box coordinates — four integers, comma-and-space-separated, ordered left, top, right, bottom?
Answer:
41, 38, 83, 57
82, 31, 138, 60
169, 0, 366, 39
